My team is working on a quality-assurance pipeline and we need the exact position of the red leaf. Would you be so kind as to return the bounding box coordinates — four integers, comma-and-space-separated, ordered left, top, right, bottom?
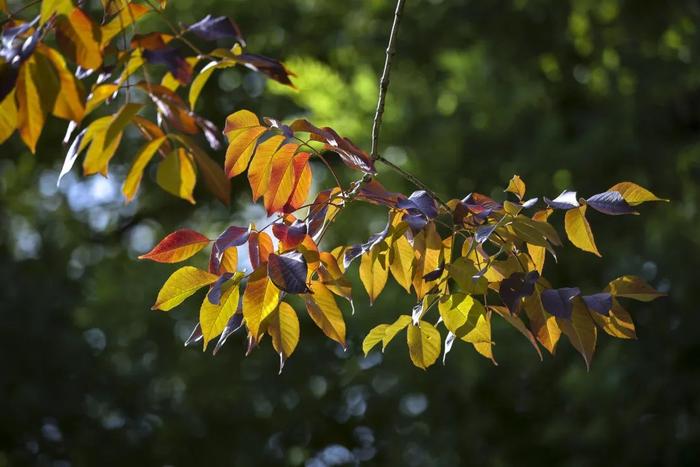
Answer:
139, 229, 210, 263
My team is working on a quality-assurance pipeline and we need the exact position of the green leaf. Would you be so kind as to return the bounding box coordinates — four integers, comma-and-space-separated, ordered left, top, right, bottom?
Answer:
438, 293, 490, 343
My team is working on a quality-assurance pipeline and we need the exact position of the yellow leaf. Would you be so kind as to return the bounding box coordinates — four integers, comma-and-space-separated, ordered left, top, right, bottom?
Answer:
152, 266, 218, 311
362, 324, 389, 356
606, 275, 665, 302
267, 302, 300, 371
564, 204, 601, 257
524, 290, 561, 354
83, 103, 142, 175
156, 148, 197, 204
528, 209, 553, 273
446, 257, 488, 294
389, 233, 413, 293
100, 3, 149, 46
264, 143, 297, 214
318, 252, 352, 302
558, 299, 597, 370
85, 84, 119, 116
16, 54, 59, 153
56, 8, 103, 70
122, 137, 167, 202
305, 281, 346, 348
438, 293, 491, 343
406, 321, 441, 369
412, 223, 442, 299
472, 341, 497, 364
40, 0, 73, 25
189, 60, 236, 109
359, 244, 389, 305
609, 181, 668, 205
218, 247, 238, 275
0, 90, 17, 144
38, 45, 85, 122
505, 174, 526, 200
200, 278, 241, 349
180, 136, 231, 206
242, 267, 281, 342
382, 315, 411, 350
590, 298, 636, 339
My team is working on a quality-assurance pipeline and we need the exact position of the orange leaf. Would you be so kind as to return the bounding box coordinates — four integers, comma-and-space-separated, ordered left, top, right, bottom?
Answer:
284, 152, 312, 212
139, 229, 210, 263
247, 136, 286, 201
264, 144, 297, 214
225, 127, 266, 177
56, 8, 102, 70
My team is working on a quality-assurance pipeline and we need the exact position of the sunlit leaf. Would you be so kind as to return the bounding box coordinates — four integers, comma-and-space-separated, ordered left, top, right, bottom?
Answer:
544, 190, 579, 210
0, 90, 16, 144
412, 222, 441, 299
100, 3, 149, 46
139, 228, 210, 263
284, 152, 313, 212
590, 298, 636, 339
224, 109, 266, 177
565, 204, 601, 257
524, 291, 561, 354
200, 279, 241, 349
152, 266, 218, 311
39, 45, 85, 122
176, 135, 231, 205
606, 275, 665, 302
382, 315, 411, 350
56, 8, 102, 70
608, 181, 668, 205
264, 145, 298, 214
558, 299, 597, 370
16, 54, 59, 153
305, 281, 346, 349
189, 60, 236, 109
267, 302, 300, 372
505, 174, 526, 200
242, 267, 281, 342
389, 231, 414, 293
359, 244, 389, 305
40, 0, 73, 25
438, 293, 491, 343
85, 83, 118, 116
122, 136, 167, 202
407, 321, 441, 370
248, 230, 273, 270
362, 324, 389, 356
249, 141, 297, 202
586, 191, 637, 215
156, 148, 197, 203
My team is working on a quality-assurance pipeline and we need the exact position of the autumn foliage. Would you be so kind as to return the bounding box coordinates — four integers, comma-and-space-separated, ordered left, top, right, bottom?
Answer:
0, 0, 667, 372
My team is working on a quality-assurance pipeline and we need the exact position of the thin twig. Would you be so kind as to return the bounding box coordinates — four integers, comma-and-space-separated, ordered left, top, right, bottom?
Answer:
370, 0, 406, 160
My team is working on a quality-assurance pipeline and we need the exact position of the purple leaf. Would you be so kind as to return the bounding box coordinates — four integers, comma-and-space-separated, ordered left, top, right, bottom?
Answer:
209, 226, 250, 273
475, 224, 498, 244
207, 272, 234, 305
582, 293, 612, 316
397, 190, 438, 219
184, 322, 203, 347
142, 47, 192, 85
423, 260, 445, 281
540, 287, 581, 319
499, 271, 539, 314
586, 191, 637, 216
213, 298, 244, 355
187, 15, 245, 44
402, 212, 428, 233
268, 252, 310, 294
544, 190, 580, 210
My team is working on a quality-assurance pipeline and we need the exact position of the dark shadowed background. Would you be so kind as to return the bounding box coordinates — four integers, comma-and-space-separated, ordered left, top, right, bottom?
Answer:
1, 0, 698, 465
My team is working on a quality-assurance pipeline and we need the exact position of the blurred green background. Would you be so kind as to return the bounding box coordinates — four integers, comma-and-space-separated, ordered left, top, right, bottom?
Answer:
1, 0, 698, 465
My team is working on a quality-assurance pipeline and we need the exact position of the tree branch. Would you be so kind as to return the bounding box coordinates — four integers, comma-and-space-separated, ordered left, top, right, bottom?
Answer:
370, 0, 406, 160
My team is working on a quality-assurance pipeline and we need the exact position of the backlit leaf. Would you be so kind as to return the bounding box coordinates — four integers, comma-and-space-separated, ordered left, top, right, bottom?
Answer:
100, 3, 149, 46
224, 110, 266, 177
152, 266, 218, 311
39, 45, 85, 122
524, 291, 561, 354
56, 8, 102, 70
491, 306, 543, 360
156, 148, 197, 203
16, 54, 59, 153
362, 324, 389, 356
123, 136, 167, 202
248, 231, 273, 270
608, 181, 668, 205
267, 302, 300, 372
0, 90, 16, 144
586, 191, 637, 215
177, 135, 231, 205
139, 229, 210, 263
558, 300, 597, 370
590, 298, 636, 339
40, 0, 73, 25
382, 315, 411, 350
505, 174, 526, 200
544, 190, 579, 210
305, 281, 346, 348
389, 232, 414, 293
565, 204, 601, 257
412, 222, 441, 299
284, 152, 312, 212
246, 136, 285, 200
264, 146, 298, 214
189, 60, 236, 109
359, 244, 389, 305
407, 321, 441, 370
242, 267, 281, 342
607, 275, 665, 302
438, 293, 491, 343
200, 280, 241, 349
